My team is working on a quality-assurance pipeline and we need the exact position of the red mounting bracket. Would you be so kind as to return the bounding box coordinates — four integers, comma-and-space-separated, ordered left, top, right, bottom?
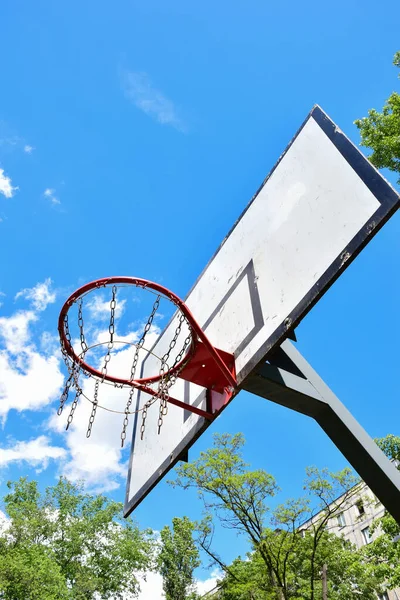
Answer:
179, 340, 237, 417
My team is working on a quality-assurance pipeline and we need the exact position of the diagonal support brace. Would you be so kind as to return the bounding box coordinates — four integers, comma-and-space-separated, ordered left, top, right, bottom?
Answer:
243, 339, 400, 524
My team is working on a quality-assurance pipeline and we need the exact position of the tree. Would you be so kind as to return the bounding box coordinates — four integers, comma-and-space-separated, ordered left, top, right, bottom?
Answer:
157, 516, 200, 600
170, 433, 383, 600
0, 543, 68, 600
0, 477, 154, 599
375, 433, 400, 464
220, 534, 381, 600
363, 435, 400, 591
355, 51, 400, 183
219, 552, 275, 600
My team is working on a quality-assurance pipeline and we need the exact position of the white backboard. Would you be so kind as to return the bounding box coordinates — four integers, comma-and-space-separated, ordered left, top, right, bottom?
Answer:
124, 105, 399, 516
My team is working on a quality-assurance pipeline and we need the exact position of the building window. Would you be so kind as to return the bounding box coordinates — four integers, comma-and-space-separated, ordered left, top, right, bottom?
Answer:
361, 526, 372, 545
356, 501, 365, 516
379, 592, 389, 600
336, 512, 346, 528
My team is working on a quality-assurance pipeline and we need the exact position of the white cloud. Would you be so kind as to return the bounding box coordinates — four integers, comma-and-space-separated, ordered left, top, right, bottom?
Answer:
0, 310, 38, 354
86, 296, 127, 321
0, 168, 17, 198
0, 282, 63, 422
135, 569, 221, 600
40, 331, 60, 355
196, 569, 222, 596
15, 278, 56, 311
0, 122, 20, 151
0, 511, 9, 532
51, 390, 128, 493
0, 123, 34, 156
0, 347, 64, 419
0, 436, 66, 471
121, 70, 186, 132
137, 571, 164, 600
50, 370, 138, 492
44, 188, 60, 205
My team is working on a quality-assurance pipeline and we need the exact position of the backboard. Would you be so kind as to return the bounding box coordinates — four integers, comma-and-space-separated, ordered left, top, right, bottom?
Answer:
124, 105, 399, 517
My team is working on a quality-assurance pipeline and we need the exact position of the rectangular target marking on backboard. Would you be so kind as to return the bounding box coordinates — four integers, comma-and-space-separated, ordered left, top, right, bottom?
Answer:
201, 259, 264, 359
183, 259, 264, 422
124, 105, 400, 517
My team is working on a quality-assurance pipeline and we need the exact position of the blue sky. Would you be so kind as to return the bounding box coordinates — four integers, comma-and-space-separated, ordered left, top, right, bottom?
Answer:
0, 0, 399, 596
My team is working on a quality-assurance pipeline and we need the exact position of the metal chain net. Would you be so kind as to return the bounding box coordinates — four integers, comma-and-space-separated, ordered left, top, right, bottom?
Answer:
58, 283, 193, 443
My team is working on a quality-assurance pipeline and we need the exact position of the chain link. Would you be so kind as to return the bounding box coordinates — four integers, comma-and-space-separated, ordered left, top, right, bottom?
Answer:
59, 313, 83, 423
64, 313, 72, 346
121, 406, 130, 447
130, 295, 160, 379
100, 285, 117, 380
140, 398, 153, 440
86, 380, 99, 437
60, 314, 82, 383
121, 295, 161, 447
121, 385, 137, 446
153, 331, 191, 435
58, 373, 73, 415
60, 314, 73, 372
66, 389, 81, 430
156, 329, 174, 434
78, 298, 88, 355
157, 319, 193, 433
58, 306, 89, 429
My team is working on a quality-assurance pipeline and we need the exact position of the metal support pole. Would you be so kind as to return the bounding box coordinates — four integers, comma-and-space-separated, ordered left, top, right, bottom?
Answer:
243, 339, 400, 524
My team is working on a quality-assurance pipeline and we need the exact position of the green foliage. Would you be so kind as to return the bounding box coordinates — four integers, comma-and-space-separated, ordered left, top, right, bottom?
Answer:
355, 51, 400, 183
303, 465, 360, 506
292, 531, 381, 600
171, 433, 279, 540
0, 543, 68, 600
0, 477, 154, 599
171, 433, 384, 600
220, 552, 275, 600
365, 435, 400, 590
157, 516, 200, 600
221, 534, 381, 600
375, 433, 400, 463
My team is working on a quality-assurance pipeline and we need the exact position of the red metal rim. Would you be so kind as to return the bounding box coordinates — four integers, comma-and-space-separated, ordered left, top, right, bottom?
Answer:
58, 277, 199, 387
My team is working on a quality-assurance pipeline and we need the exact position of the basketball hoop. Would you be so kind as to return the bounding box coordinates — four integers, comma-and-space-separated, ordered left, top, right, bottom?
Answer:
57, 277, 237, 445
